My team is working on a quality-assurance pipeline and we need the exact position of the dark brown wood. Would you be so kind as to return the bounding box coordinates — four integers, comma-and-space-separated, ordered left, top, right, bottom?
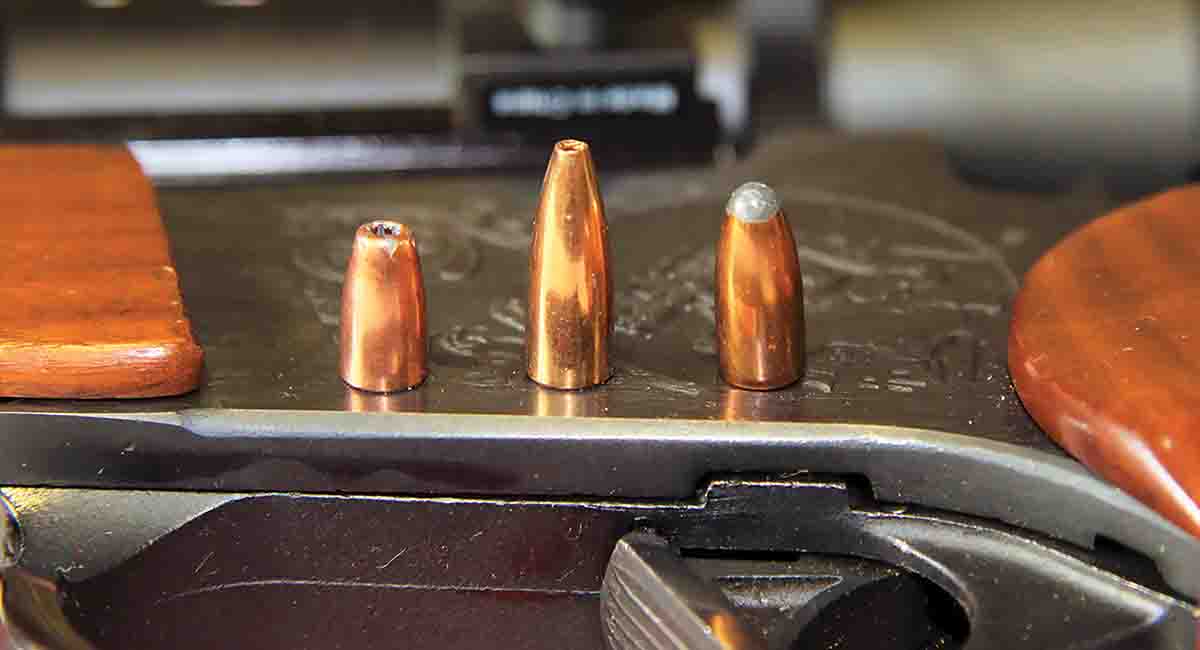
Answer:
0, 146, 203, 398
1010, 185, 1200, 537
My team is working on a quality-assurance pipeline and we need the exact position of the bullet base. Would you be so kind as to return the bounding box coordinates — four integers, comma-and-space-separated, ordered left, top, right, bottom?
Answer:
527, 370, 613, 392
719, 373, 803, 392
341, 373, 428, 394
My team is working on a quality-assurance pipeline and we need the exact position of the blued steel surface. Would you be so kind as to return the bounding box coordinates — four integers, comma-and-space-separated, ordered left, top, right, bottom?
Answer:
0, 130, 1196, 648
0, 130, 1105, 439
9, 480, 1192, 650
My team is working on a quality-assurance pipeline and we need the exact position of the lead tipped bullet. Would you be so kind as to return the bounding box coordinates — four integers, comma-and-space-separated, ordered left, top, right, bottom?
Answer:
527, 139, 613, 390
340, 221, 428, 392
716, 182, 805, 390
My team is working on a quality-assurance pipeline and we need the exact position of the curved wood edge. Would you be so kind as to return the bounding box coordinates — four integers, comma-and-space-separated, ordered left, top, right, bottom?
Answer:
1010, 185, 1200, 539
0, 341, 204, 399
0, 146, 204, 399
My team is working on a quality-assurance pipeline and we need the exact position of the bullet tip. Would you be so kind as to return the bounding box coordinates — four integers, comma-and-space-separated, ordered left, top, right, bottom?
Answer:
726, 182, 779, 223
555, 139, 590, 154
359, 220, 412, 256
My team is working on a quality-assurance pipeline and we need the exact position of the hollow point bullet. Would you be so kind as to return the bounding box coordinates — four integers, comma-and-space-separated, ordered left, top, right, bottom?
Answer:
716, 182, 805, 390
527, 139, 613, 390
340, 220, 428, 392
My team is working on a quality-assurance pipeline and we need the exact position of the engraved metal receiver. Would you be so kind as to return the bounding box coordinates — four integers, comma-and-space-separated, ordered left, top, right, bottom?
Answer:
0, 131, 1196, 649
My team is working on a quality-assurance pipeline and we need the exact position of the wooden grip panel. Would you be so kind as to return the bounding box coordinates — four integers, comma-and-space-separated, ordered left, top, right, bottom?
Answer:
1010, 185, 1200, 537
0, 146, 203, 398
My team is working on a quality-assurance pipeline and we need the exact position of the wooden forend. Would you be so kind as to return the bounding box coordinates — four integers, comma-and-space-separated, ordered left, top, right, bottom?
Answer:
0, 146, 203, 398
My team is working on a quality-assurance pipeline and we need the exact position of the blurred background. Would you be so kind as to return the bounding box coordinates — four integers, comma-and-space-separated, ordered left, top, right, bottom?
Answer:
5, 0, 1197, 194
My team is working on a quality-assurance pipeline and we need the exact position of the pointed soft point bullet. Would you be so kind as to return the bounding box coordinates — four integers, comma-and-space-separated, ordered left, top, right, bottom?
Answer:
340, 221, 427, 392
526, 139, 613, 390
716, 181, 806, 390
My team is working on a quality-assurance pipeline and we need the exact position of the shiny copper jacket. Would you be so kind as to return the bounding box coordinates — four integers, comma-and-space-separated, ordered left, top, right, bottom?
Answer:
340, 221, 427, 392
526, 140, 613, 390
716, 182, 805, 390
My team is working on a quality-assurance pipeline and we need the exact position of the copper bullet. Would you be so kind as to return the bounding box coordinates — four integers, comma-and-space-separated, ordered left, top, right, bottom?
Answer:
527, 139, 613, 389
716, 182, 805, 390
340, 221, 428, 392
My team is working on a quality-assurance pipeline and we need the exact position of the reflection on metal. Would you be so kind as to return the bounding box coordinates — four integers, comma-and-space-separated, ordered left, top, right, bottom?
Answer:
720, 386, 779, 421
0, 568, 98, 650
3, 488, 236, 584
129, 137, 537, 183
526, 140, 613, 390
1, 494, 19, 570
344, 386, 427, 413
531, 385, 610, 417
602, 531, 765, 650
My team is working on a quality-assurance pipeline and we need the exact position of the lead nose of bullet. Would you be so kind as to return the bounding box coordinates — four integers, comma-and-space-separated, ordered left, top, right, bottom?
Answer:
526, 139, 614, 390
716, 181, 806, 390
340, 221, 428, 392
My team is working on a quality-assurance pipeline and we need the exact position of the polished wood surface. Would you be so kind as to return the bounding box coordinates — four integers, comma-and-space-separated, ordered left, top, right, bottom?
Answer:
1010, 185, 1200, 537
0, 146, 203, 398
